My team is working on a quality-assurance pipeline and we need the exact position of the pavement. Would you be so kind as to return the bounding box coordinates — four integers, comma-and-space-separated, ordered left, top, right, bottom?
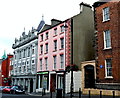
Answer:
27, 92, 120, 98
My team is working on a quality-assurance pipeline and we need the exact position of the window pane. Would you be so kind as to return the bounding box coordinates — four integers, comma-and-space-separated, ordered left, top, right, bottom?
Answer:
106, 59, 112, 77
103, 7, 110, 21
104, 30, 111, 48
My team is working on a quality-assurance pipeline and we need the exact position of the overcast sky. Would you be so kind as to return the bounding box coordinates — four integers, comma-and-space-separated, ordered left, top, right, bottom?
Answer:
0, 0, 96, 57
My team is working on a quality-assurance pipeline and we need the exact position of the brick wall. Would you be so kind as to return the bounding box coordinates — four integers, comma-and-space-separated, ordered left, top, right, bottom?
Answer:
94, 1, 120, 85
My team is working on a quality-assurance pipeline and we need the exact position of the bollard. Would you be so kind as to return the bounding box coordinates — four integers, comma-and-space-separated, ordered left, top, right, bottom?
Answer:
89, 90, 91, 98
50, 91, 52, 98
43, 88, 46, 95
42, 88, 46, 96
42, 89, 44, 96
100, 91, 102, 98
79, 88, 81, 98
113, 91, 115, 98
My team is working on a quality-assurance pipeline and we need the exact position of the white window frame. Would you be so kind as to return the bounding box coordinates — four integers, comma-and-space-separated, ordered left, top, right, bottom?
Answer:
103, 7, 110, 22
60, 38, 64, 49
58, 75, 63, 89
53, 56, 57, 69
32, 46, 35, 54
40, 45, 43, 54
32, 59, 35, 64
45, 58, 48, 70
28, 47, 30, 57
103, 30, 111, 49
45, 43, 48, 53
46, 32, 49, 39
105, 59, 113, 78
40, 59, 42, 70
19, 51, 21, 59
61, 25, 65, 33
54, 40, 57, 51
60, 54, 64, 69
23, 49, 26, 58
41, 34, 43, 41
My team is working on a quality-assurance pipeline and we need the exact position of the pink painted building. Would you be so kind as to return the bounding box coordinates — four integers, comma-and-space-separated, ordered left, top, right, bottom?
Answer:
37, 19, 71, 92
36, 3, 95, 93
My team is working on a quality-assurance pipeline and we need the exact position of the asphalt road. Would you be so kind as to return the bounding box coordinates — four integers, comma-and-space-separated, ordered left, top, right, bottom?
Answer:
1, 94, 40, 98
1, 93, 120, 98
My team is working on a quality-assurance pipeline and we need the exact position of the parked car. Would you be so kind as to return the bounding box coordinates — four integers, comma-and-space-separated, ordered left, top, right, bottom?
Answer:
10, 86, 25, 94
2, 86, 11, 93
0, 86, 5, 92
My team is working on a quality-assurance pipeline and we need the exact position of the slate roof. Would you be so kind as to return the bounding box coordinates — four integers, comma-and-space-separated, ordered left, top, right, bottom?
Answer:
93, 0, 116, 7
36, 20, 45, 32
37, 19, 63, 34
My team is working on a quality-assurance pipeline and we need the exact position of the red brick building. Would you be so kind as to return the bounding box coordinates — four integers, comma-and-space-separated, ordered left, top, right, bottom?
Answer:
1, 54, 13, 86
93, 0, 120, 90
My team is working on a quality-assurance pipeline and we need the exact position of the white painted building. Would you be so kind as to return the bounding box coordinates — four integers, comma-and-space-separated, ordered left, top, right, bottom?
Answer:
11, 19, 45, 93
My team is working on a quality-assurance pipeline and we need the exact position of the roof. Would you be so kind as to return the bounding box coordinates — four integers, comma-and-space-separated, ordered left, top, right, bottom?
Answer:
37, 19, 63, 34
36, 20, 45, 32
93, 0, 112, 7
80, 2, 92, 8
1, 51, 7, 60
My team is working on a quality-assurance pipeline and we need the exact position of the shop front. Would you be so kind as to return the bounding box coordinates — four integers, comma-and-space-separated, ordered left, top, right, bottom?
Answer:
37, 71, 49, 91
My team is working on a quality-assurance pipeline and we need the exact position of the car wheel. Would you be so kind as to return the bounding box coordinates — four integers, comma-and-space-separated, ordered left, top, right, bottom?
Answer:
10, 91, 12, 94
13, 91, 16, 94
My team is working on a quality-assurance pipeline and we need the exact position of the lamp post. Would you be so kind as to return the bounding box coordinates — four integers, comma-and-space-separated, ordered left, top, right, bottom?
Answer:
64, 22, 68, 98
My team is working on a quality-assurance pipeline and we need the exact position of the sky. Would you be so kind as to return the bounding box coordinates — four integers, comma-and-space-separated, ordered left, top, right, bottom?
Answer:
0, 0, 96, 57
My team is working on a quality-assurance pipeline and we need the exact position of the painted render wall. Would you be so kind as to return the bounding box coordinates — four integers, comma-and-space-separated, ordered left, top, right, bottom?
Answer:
65, 71, 81, 93
37, 22, 66, 72
72, 4, 95, 70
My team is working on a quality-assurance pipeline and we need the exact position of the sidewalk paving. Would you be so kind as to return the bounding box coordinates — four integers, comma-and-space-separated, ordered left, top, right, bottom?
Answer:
27, 92, 120, 98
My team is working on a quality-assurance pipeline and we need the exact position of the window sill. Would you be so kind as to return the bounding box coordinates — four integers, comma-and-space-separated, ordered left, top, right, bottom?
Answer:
52, 69, 56, 71
45, 38, 48, 41
59, 48, 64, 50
53, 35, 57, 37
102, 19, 110, 23
105, 76, 113, 79
39, 53, 43, 55
40, 40, 43, 42
103, 47, 112, 50
44, 52, 48, 54
53, 50, 57, 52
60, 32, 64, 35
59, 69, 64, 71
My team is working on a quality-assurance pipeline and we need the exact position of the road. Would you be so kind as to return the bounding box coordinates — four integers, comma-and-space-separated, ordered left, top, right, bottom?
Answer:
1, 93, 120, 98
1, 93, 41, 98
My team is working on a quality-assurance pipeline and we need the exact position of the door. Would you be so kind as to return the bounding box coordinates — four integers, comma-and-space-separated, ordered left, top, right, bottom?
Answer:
84, 65, 95, 88
30, 79, 33, 93
50, 74, 56, 92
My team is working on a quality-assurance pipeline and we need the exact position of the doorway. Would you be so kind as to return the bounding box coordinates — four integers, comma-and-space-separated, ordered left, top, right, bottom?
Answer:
30, 79, 33, 93
84, 65, 95, 88
50, 74, 56, 92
